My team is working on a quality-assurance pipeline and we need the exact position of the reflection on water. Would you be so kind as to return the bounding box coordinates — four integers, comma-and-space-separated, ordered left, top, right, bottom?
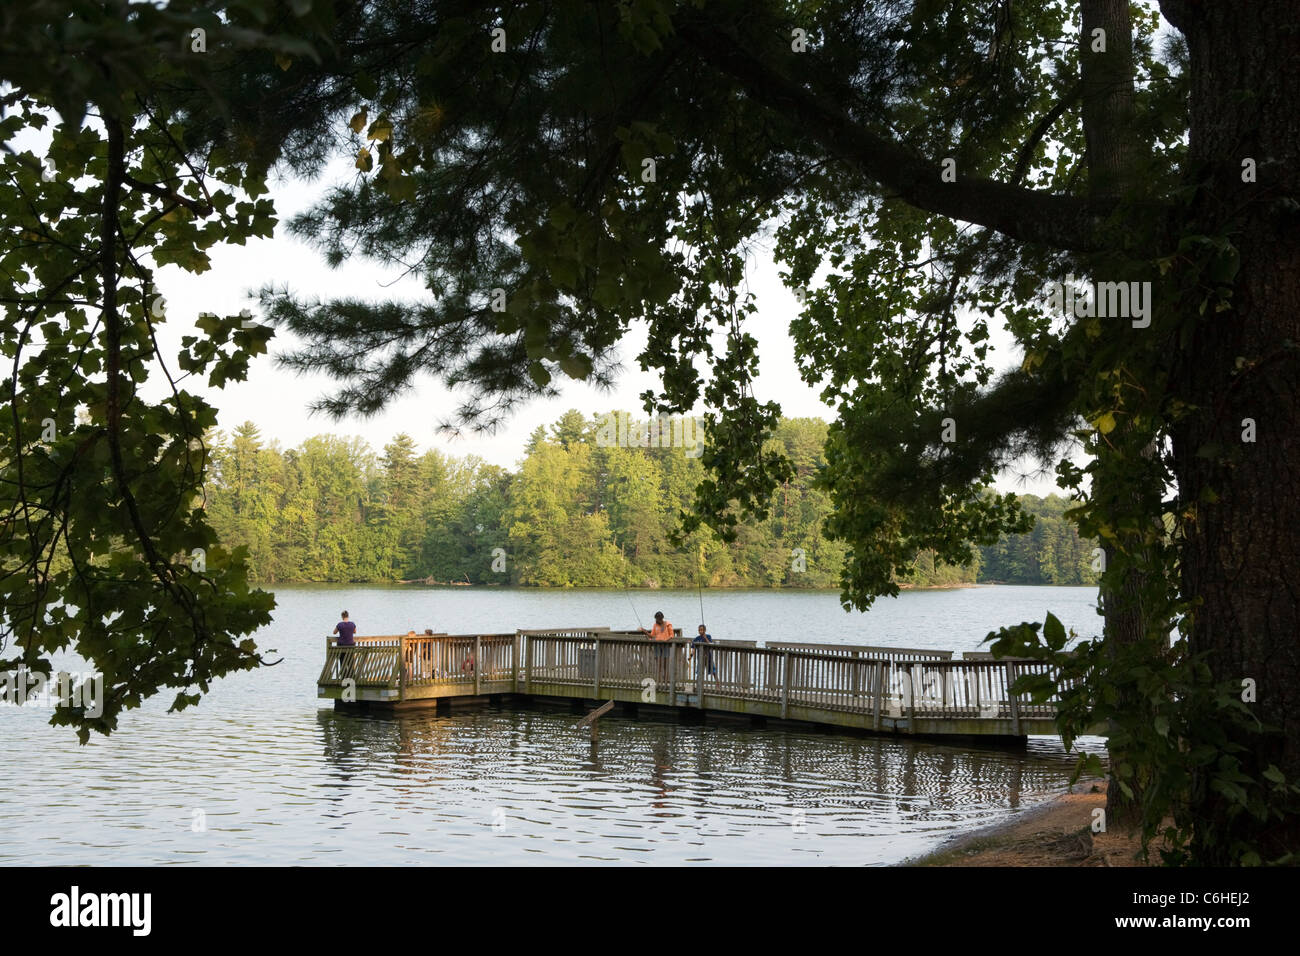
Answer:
306, 704, 1098, 865
0, 585, 1105, 865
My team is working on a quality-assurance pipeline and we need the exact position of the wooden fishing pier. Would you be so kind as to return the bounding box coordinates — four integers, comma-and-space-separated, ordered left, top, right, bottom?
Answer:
318, 628, 1076, 739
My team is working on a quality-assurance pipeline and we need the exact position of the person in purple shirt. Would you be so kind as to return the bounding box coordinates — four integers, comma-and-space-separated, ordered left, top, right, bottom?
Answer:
334, 611, 357, 646
333, 611, 358, 683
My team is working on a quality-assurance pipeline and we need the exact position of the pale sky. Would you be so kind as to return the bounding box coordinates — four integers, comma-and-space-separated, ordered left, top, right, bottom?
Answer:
147, 168, 1067, 496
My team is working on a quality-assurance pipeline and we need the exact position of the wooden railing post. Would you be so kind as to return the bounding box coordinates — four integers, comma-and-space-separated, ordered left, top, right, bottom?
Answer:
873, 661, 883, 730
781, 650, 792, 718
398, 636, 407, 702
593, 638, 601, 697
905, 662, 915, 732
512, 633, 520, 691
474, 635, 481, 695
1006, 661, 1021, 735
525, 634, 533, 694
669, 639, 678, 705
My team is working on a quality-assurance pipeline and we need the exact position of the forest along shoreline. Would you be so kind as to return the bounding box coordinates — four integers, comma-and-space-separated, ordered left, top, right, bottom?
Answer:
389, 579, 1005, 587
204, 412, 1100, 591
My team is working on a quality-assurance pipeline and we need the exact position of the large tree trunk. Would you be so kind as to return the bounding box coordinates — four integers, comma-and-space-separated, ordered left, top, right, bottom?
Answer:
1169, 0, 1300, 862
1079, 0, 1158, 827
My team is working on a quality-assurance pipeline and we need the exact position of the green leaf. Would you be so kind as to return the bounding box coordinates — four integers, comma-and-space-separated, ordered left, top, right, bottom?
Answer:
558, 353, 592, 380
1043, 612, 1066, 650
1210, 778, 1249, 806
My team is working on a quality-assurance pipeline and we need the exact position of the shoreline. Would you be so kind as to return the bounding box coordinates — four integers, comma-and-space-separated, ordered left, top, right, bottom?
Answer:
901, 779, 1156, 867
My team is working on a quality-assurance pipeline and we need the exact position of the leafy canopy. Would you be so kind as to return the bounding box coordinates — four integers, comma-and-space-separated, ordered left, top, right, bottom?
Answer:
0, 0, 330, 738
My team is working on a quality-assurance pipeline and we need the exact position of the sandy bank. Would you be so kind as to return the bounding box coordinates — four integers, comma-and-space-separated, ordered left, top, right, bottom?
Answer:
902, 780, 1158, 867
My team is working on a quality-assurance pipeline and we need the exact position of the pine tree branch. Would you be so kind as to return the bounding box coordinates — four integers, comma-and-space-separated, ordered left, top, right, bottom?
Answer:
676, 14, 1168, 253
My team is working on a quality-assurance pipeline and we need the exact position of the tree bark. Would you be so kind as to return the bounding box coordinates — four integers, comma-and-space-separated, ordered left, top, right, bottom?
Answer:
1171, 0, 1300, 862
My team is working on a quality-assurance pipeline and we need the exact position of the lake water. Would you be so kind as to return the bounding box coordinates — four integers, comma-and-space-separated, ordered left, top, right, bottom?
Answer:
0, 585, 1105, 865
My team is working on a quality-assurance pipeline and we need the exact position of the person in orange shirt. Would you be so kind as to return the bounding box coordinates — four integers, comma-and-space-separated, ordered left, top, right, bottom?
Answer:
641, 611, 673, 682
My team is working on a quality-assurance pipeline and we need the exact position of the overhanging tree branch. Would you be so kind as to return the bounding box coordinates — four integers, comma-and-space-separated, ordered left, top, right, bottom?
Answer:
676, 16, 1167, 253
1011, 81, 1084, 185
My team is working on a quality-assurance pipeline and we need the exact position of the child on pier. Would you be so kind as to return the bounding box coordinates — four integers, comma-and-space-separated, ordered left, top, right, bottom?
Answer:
691, 625, 717, 677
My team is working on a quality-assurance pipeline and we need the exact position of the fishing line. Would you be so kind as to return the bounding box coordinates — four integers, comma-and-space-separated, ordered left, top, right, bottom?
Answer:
624, 586, 645, 631
620, 556, 645, 630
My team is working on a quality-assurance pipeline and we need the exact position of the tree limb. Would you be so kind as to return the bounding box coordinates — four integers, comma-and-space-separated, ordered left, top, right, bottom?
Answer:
1011, 81, 1084, 186
676, 16, 1166, 252
123, 172, 213, 218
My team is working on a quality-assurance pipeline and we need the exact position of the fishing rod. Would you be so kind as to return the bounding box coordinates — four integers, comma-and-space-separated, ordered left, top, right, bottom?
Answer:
696, 540, 709, 630
623, 586, 645, 631
688, 574, 707, 669
620, 556, 645, 631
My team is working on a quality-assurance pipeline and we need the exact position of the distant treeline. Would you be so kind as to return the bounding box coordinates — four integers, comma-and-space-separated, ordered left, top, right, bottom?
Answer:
204, 411, 1099, 588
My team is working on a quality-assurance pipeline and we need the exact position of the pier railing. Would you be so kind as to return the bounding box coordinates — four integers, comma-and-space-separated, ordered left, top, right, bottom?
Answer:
320, 629, 1074, 736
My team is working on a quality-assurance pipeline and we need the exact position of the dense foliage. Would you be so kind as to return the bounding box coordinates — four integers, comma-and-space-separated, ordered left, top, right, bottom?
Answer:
0, 0, 334, 739
205, 411, 1098, 590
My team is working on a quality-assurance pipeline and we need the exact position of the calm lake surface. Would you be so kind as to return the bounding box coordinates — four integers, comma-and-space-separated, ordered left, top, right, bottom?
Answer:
1, 585, 1105, 865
